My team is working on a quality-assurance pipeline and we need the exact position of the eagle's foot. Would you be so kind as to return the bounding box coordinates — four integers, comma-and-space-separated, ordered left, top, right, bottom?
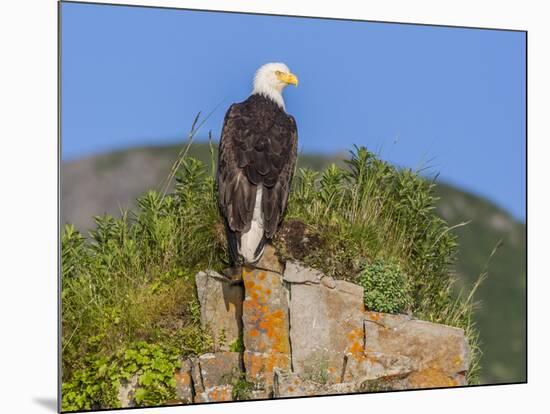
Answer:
220, 266, 244, 285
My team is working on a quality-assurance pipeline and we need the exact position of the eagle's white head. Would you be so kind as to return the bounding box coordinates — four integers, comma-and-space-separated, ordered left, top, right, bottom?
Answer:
251, 62, 298, 110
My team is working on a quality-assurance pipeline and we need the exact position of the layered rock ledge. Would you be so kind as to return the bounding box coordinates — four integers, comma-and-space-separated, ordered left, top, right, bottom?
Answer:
120, 246, 470, 406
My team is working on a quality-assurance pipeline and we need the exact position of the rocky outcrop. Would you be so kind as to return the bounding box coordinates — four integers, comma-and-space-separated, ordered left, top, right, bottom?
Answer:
273, 369, 357, 398
117, 374, 139, 407
174, 360, 193, 404
360, 312, 469, 388
288, 267, 365, 384
195, 270, 243, 351
242, 265, 291, 387
117, 250, 470, 406
190, 352, 241, 402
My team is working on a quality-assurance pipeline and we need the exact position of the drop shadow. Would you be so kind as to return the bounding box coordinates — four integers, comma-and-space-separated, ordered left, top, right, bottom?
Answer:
33, 397, 58, 412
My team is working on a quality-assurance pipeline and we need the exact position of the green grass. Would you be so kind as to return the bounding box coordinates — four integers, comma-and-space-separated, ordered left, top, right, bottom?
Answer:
61, 157, 222, 411
61, 134, 485, 409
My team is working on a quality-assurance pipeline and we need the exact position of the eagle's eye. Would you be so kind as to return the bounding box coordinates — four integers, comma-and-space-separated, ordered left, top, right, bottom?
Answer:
275, 70, 282, 76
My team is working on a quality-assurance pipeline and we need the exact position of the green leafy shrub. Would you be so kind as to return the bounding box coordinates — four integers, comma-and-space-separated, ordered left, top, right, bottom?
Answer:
61, 355, 120, 411
122, 342, 180, 407
62, 342, 180, 411
359, 260, 412, 313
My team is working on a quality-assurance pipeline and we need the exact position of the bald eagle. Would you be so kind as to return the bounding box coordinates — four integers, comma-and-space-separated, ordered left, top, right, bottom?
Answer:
217, 62, 299, 265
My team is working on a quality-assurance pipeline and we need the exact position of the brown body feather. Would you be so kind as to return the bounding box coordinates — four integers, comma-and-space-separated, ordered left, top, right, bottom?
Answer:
217, 94, 298, 263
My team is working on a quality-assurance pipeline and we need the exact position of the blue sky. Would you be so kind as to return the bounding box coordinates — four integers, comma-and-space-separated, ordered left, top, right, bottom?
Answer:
61, 2, 526, 220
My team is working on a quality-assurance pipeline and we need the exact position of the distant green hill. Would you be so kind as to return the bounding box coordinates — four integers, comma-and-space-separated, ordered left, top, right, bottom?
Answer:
61, 142, 526, 384
435, 183, 526, 384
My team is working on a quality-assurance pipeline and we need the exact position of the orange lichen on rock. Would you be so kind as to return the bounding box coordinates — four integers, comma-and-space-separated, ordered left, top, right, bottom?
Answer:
242, 298, 289, 353
174, 360, 193, 404
244, 351, 290, 385
194, 385, 234, 403
207, 386, 232, 401
242, 270, 290, 351
346, 328, 366, 362
407, 367, 459, 389
242, 267, 291, 386
175, 371, 191, 387
366, 311, 381, 321
362, 313, 469, 388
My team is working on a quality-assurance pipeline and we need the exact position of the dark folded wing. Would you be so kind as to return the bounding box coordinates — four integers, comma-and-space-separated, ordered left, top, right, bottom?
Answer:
262, 115, 297, 238
217, 103, 257, 233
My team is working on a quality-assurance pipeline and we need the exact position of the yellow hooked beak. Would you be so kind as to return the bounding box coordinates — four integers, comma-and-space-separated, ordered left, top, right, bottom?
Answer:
277, 71, 299, 87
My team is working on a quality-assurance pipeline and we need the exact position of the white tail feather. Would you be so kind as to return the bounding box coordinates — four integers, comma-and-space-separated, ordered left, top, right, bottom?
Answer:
238, 187, 264, 263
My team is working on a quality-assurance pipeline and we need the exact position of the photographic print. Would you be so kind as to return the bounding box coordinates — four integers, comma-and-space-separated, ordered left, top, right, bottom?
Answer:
59, 1, 526, 411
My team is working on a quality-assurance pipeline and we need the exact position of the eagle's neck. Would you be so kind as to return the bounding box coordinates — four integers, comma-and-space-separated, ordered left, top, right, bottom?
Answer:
251, 87, 285, 110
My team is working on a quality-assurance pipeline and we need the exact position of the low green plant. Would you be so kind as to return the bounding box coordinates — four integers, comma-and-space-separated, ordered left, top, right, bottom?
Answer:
61, 355, 120, 411
172, 324, 213, 356
229, 334, 245, 353
359, 260, 412, 314
301, 352, 330, 384
61, 342, 181, 411
217, 367, 254, 401
230, 374, 255, 401
123, 342, 180, 406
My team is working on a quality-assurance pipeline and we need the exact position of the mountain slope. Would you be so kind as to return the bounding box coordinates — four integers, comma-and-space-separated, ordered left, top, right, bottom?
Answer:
435, 183, 526, 383
61, 142, 526, 384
